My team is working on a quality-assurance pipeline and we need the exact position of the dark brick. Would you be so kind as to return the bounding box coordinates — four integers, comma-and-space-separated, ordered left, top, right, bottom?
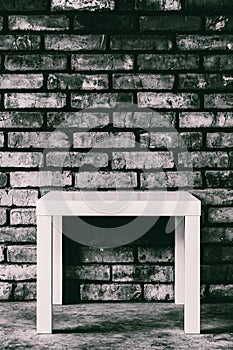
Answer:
135, 0, 181, 11
206, 170, 233, 187
178, 74, 233, 90
45, 35, 106, 51
209, 285, 233, 300
177, 34, 233, 50
80, 284, 142, 301
0, 173, 8, 188
65, 265, 110, 280
112, 265, 173, 282
72, 54, 134, 71
138, 54, 199, 70
78, 246, 134, 263
0, 0, 48, 11
48, 73, 108, 90
207, 132, 233, 148
201, 227, 233, 243
111, 35, 173, 50
206, 16, 233, 32
0, 112, 43, 128
205, 94, 233, 109
140, 16, 201, 32
5, 54, 67, 71
113, 74, 175, 90
14, 282, 36, 300
185, 0, 233, 13
0, 35, 40, 51
47, 112, 109, 128
203, 55, 233, 71
71, 92, 133, 108
138, 247, 174, 263
180, 132, 203, 149
209, 207, 233, 223
74, 14, 134, 31
203, 246, 233, 263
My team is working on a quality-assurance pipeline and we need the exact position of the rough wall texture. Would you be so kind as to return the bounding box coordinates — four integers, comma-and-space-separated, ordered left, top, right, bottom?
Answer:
0, 0, 233, 302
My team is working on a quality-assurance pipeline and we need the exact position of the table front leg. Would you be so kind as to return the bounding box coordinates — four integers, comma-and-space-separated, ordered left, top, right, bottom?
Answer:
37, 215, 53, 334
184, 216, 200, 334
175, 216, 185, 305
53, 216, 63, 305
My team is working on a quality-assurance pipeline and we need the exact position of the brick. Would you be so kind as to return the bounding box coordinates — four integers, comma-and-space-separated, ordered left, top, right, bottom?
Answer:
14, 282, 36, 300
113, 111, 176, 128
8, 15, 69, 31
0, 17, 3, 31
0, 245, 5, 262
207, 132, 233, 148
0, 209, 7, 225
46, 152, 108, 168
45, 35, 106, 51
65, 265, 110, 280
72, 54, 134, 71
203, 246, 233, 263
9, 189, 38, 206
71, 93, 133, 108
51, 0, 115, 11
0, 152, 42, 168
209, 208, 233, 223
75, 171, 137, 188
5, 54, 67, 71
206, 171, 233, 188
0, 35, 40, 50
111, 35, 172, 50
0, 190, 12, 206
177, 35, 233, 50
0, 74, 43, 89
10, 171, 72, 187
138, 247, 173, 263
179, 112, 233, 128
140, 132, 178, 148
141, 171, 202, 188
0, 227, 36, 242
206, 16, 233, 32
0, 174, 8, 188
201, 227, 233, 243
112, 152, 174, 169
48, 73, 108, 90
79, 246, 134, 263
185, 0, 233, 13
80, 284, 141, 301
7, 246, 36, 263
144, 284, 174, 301
5, 93, 66, 109
180, 132, 203, 149
113, 74, 174, 90
0, 133, 4, 147
8, 132, 69, 148
205, 94, 233, 109
137, 92, 200, 109
135, 0, 181, 11
0, 112, 43, 128
179, 151, 229, 168
0, 0, 48, 11
10, 209, 36, 225
192, 189, 233, 206
138, 54, 199, 70
209, 285, 233, 300
202, 265, 233, 283
0, 264, 36, 280
112, 265, 173, 282
74, 14, 134, 31
47, 112, 109, 128
178, 74, 233, 90
73, 132, 135, 148
203, 55, 233, 71
0, 282, 11, 300
140, 16, 200, 32
116, 0, 135, 10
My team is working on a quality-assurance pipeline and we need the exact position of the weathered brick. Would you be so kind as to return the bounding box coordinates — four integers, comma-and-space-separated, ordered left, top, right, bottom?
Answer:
0, 17, 3, 31
48, 73, 108, 90
177, 35, 233, 50
75, 171, 137, 188
140, 132, 178, 148
141, 171, 202, 188
185, 0, 233, 13
203, 55, 233, 71
112, 265, 173, 282
144, 284, 174, 301
74, 14, 134, 31
72, 54, 134, 71
47, 112, 109, 128
135, 0, 181, 11
0, 245, 5, 262
8, 132, 69, 148
0, 173, 8, 188
178, 74, 233, 90
209, 207, 233, 223
111, 35, 173, 50
113, 74, 175, 90
201, 227, 233, 243
0, 190, 12, 206
0, 227, 36, 243
203, 246, 233, 263
0, 74, 43, 89
207, 132, 233, 148
10, 209, 36, 225
14, 282, 36, 300
5, 54, 67, 71
140, 16, 200, 32
46, 152, 108, 167
112, 151, 174, 169
0, 112, 43, 128
205, 94, 233, 109
0, 282, 11, 300
73, 132, 135, 148
0, 133, 4, 147
209, 285, 233, 300
113, 111, 176, 128
80, 283, 142, 301
71, 93, 133, 108
0, 209, 6, 225
0, 152, 42, 168
179, 112, 233, 128
179, 151, 229, 168
0, 264, 36, 280
10, 171, 72, 187
65, 265, 110, 280
192, 189, 233, 206
202, 265, 233, 283
138, 92, 200, 109
0, 0, 48, 11
79, 246, 134, 263
45, 35, 106, 51
7, 246, 36, 263
138, 54, 199, 70
0, 35, 40, 50
138, 247, 173, 263
8, 15, 69, 31
180, 132, 203, 149
206, 171, 233, 188
51, 0, 115, 11
206, 16, 233, 32
5, 93, 66, 109
9, 189, 38, 206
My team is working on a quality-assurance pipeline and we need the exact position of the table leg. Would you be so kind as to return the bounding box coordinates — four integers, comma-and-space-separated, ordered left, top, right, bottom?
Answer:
184, 216, 200, 334
53, 216, 63, 305
175, 216, 185, 305
37, 215, 53, 334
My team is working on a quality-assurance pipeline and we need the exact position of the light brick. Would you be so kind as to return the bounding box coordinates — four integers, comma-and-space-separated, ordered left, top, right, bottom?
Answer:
65, 265, 110, 280
113, 74, 174, 90
112, 265, 173, 282
72, 54, 134, 71
141, 171, 202, 188
144, 284, 174, 301
0, 190, 12, 206
0, 35, 40, 50
138, 247, 173, 263
206, 171, 233, 188
205, 94, 233, 109
111, 35, 172, 50
71, 93, 133, 108
0, 282, 11, 300
14, 282, 36, 300
45, 34, 106, 51
79, 246, 134, 263
47, 112, 109, 128
135, 0, 181, 11
5, 54, 67, 71
80, 283, 141, 301
203, 55, 233, 70
177, 35, 233, 50
0, 227, 36, 243
112, 151, 174, 169
46, 152, 108, 168
0, 74, 43, 89
0, 264, 36, 280
7, 246, 36, 263
140, 132, 178, 148
113, 111, 176, 128
0, 209, 7, 225
207, 132, 233, 147
48, 73, 108, 90
138, 54, 199, 70
75, 171, 137, 188
0, 112, 43, 128
0, 245, 5, 262
8, 132, 69, 148
8, 15, 69, 31
73, 132, 135, 148
209, 208, 233, 223
10, 171, 72, 187
140, 16, 200, 32
0, 152, 42, 168
179, 112, 233, 128
138, 92, 200, 109
9, 189, 38, 206
51, 0, 115, 11
178, 151, 229, 168
10, 209, 36, 225
5, 93, 66, 109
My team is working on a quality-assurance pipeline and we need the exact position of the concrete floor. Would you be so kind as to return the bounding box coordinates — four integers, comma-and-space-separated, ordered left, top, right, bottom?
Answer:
1, 303, 233, 349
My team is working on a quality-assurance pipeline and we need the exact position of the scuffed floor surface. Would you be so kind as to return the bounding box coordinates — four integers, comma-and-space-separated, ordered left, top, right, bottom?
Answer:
1, 302, 233, 349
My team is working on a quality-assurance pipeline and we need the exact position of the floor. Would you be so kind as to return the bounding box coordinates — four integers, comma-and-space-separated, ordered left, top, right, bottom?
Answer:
1, 302, 233, 349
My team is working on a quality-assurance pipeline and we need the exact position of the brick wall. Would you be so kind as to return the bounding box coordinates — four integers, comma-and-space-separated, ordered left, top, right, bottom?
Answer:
0, 0, 233, 302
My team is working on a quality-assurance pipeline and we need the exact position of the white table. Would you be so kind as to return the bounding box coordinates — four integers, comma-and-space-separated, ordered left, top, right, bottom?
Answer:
36, 191, 201, 334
